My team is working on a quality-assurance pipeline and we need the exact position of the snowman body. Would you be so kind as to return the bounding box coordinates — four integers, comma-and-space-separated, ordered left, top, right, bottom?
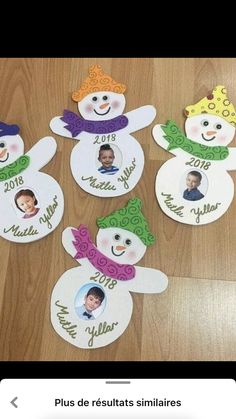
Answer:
70, 129, 144, 197
51, 260, 133, 349
0, 129, 64, 242
153, 112, 236, 225
50, 90, 156, 197
51, 224, 168, 349
155, 154, 234, 225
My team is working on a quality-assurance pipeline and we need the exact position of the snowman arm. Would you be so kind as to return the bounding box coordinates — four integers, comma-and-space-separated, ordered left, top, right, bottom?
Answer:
125, 265, 168, 293
224, 148, 236, 170
50, 116, 80, 140
124, 105, 156, 133
25, 136, 57, 171
62, 227, 88, 266
62, 227, 77, 257
152, 124, 187, 158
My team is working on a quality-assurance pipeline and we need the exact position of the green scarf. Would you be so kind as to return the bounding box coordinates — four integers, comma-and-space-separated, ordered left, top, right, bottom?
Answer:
161, 120, 229, 160
0, 155, 30, 181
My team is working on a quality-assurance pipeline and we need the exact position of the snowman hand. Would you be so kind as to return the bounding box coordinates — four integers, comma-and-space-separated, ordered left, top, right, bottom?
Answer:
124, 105, 156, 134
62, 227, 88, 266
50, 116, 77, 139
62, 227, 77, 258
25, 136, 57, 170
125, 265, 168, 293
153, 124, 186, 157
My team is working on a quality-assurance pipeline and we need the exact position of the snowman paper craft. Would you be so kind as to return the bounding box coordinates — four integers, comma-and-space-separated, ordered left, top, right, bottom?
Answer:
153, 85, 236, 225
50, 65, 156, 197
51, 198, 168, 349
0, 121, 64, 242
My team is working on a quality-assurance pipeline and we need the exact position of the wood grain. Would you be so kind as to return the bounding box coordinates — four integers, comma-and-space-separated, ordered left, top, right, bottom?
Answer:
0, 58, 236, 360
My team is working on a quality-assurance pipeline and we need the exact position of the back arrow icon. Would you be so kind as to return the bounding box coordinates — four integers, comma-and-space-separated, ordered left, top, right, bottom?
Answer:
10, 397, 18, 408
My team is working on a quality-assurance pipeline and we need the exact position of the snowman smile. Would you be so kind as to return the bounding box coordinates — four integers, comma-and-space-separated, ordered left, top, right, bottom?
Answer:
201, 133, 216, 141
111, 246, 126, 256
94, 107, 111, 116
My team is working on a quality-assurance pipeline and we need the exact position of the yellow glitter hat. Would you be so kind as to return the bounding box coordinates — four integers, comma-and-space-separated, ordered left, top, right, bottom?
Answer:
72, 65, 126, 102
184, 85, 236, 127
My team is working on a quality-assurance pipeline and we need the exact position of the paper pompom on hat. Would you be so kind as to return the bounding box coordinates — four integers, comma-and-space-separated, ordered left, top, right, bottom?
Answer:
96, 198, 155, 246
72, 65, 126, 103
184, 85, 236, 127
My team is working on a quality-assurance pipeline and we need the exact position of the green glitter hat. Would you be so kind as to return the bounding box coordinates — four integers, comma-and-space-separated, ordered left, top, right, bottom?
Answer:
96, 198, 155, 246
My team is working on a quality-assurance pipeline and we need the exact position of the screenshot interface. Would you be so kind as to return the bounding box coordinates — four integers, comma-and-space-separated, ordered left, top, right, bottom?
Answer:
0, 378, 235, 418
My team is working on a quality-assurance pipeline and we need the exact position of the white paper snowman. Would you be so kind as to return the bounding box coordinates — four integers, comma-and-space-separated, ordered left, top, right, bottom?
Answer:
51, 198, 168, 349
153, 85, 236, 225
50, 65, 156, 197
0, 121, 64, 242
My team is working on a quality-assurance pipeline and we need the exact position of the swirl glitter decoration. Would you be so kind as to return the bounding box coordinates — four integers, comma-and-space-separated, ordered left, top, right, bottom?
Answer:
72, 65, 126, 102
161, 121, 229, 161
72, 225, 135, 281
0, 154, 30, 181
61, 110, 128, 137
96, 198, 155, 246
184, 85, 236, 127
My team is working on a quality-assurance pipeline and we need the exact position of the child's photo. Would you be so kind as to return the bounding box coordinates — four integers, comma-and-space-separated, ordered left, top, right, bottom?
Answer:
97, 144, 121, 175
181, 170, 207, 201
74, 284, 106, 321
14, 189, 40, 219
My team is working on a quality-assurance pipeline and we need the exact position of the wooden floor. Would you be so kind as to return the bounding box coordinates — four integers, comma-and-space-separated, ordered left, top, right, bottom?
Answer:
0, 58, 236, 360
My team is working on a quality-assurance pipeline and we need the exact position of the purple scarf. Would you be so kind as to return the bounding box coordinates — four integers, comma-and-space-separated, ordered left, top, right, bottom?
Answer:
61, 110, 129, 137
72, 225, 135, 280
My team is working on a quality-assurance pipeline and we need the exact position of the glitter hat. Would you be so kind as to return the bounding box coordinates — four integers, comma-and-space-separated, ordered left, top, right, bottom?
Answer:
72, 65, 126, 103
184, 85, 236, 127
0, 121, 19, 137
96, 198, 155, 246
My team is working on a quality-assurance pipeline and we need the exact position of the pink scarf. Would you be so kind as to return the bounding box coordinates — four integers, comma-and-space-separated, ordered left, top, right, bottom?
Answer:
72, 225, 135, 280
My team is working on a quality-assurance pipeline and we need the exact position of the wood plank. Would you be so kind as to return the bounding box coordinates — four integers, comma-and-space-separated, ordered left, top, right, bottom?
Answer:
0, 58, 236, 360
141, 276, 236, 361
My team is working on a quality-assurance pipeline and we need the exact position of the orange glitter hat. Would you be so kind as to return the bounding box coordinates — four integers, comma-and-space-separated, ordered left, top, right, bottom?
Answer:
72, 65, 126, 102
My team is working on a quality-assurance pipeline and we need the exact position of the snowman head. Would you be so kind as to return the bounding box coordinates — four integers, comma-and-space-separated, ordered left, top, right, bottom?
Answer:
96, 198, 155, 265
72, 65, 126, 121
77, 91, 126, 121
184, 85, 236, 146
96, 227, 147, 265
0, 122, 24, 166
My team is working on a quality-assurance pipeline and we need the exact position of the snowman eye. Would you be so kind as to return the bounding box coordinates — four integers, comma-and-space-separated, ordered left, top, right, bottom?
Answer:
92, 96, 98, 102
201, 120, 209, 127
0, 142, 5, 148
113, 234, 121, 241
103, 95, 108, 101
125, 238, 132, 246
214, 123, 222, 130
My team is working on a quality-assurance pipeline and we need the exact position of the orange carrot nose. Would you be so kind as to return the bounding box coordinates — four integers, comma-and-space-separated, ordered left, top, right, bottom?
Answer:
206, 131, 216, 135
0, 148, 7, 158
116, 245, 126, 251
99, 103, 110, 109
